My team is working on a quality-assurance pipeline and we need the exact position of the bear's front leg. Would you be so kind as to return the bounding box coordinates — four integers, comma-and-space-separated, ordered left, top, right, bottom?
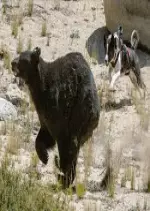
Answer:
35, 128, 56, 164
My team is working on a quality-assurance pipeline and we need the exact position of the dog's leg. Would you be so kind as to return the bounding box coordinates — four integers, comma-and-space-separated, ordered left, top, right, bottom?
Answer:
108, 64, 113, 82
109, 71, 121, 90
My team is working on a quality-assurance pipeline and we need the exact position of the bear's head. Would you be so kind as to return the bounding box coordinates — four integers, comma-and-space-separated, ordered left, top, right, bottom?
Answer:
11, 47, 41, 83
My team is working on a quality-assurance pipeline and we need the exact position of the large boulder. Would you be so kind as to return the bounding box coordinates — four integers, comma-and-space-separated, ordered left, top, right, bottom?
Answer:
103, 0, 150, 51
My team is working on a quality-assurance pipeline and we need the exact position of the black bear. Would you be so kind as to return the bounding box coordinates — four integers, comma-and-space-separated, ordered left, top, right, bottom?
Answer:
11, 47, 100, 188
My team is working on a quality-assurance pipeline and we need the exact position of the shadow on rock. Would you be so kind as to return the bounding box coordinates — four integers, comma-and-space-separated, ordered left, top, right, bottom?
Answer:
102, 98, 132, 112
85, 26, 109, 64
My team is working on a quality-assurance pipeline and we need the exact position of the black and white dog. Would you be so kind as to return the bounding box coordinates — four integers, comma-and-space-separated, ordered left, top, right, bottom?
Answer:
104, 26, 123, 83
104, 27, 146, 98
104, 26, 123, 66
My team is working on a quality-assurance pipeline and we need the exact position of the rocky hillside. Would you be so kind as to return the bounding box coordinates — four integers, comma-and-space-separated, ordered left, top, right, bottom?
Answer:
0, 0, 150, 210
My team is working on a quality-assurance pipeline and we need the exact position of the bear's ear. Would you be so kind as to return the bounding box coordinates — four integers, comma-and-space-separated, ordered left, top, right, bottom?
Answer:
31, 47, 41, 63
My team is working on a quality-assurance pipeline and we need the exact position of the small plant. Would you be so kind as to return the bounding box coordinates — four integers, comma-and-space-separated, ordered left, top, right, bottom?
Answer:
126, 166, 132, 181
27, 37, 32, 50
147, 172, 150, 192
3, 49, 11, 71
83, 3, 86, 11
17, 36, 23, 54
91, 7, 96, 21
121, 174, 126, 188
5, 122, 21, 155
2, 0, 7, 14
18, 13, 24, 26
0, 121, 6, 135
54, 0, 60, 10
83, 138, 93, 186
76, 183, 86, 198
131, 168, 135, 190
6, 135, 19, 155
70, 30, 80, 45
143, 199, 148, 210
41, 20, 47, 37
30, 151, 39, 168
91, 48, 98, 65
135, 201, 141, 211
27, 0, 34, 16
46, 33, 51, 46
11, 17, 19, 38
107, 169, 115, 198
27, 151, 40, 180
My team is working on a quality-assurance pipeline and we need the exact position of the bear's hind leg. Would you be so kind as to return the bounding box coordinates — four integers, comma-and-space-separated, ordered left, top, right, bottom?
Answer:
57, 138, 79, 189
35, 128, 56, 165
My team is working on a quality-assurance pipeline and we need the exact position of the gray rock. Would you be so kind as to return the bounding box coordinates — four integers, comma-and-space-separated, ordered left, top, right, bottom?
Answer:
0, 97, 17, 121
104, 0, 150, 51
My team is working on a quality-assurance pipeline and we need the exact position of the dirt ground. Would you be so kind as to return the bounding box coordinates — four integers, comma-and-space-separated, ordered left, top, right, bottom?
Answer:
0, 0, 150, 210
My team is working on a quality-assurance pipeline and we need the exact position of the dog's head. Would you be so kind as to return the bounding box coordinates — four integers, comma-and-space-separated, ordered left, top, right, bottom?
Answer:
104, 26, 123, 66
104, 33, 116, 66
11, 47, 41, 83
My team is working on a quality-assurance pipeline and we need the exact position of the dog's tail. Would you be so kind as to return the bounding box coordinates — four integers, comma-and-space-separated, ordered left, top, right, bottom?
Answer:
130, 30, 140, 50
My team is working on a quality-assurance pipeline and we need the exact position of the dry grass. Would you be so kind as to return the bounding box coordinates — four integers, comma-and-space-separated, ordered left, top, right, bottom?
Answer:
54, 0, 60, 11
41, 20, 47, 37
131, 167, 135, 190
11, 16, 19, 38
3, 48, 11, 72
2, 0, 7, 14
82, 137, 93, 187
17, 36, 23, 54
46, 33, 51, 46
27, 37, 32, 51
27, 0, 34, 16
0, 153, 69, 211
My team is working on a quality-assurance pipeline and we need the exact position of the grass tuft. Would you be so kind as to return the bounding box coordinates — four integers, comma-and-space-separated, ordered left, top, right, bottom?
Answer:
17, 36, 23, 54
54, 0, 60, 10
27, 37, 32, 50
3, 49, 11, 72
2, 0, 7, 14
11, 17, 19, 38
76, 183, 86, 198
46, 33, 51, 46
41, 20, 47, 37
121, 173, 126, 188
131, 168, 135, 190
27, 0, 34, 17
